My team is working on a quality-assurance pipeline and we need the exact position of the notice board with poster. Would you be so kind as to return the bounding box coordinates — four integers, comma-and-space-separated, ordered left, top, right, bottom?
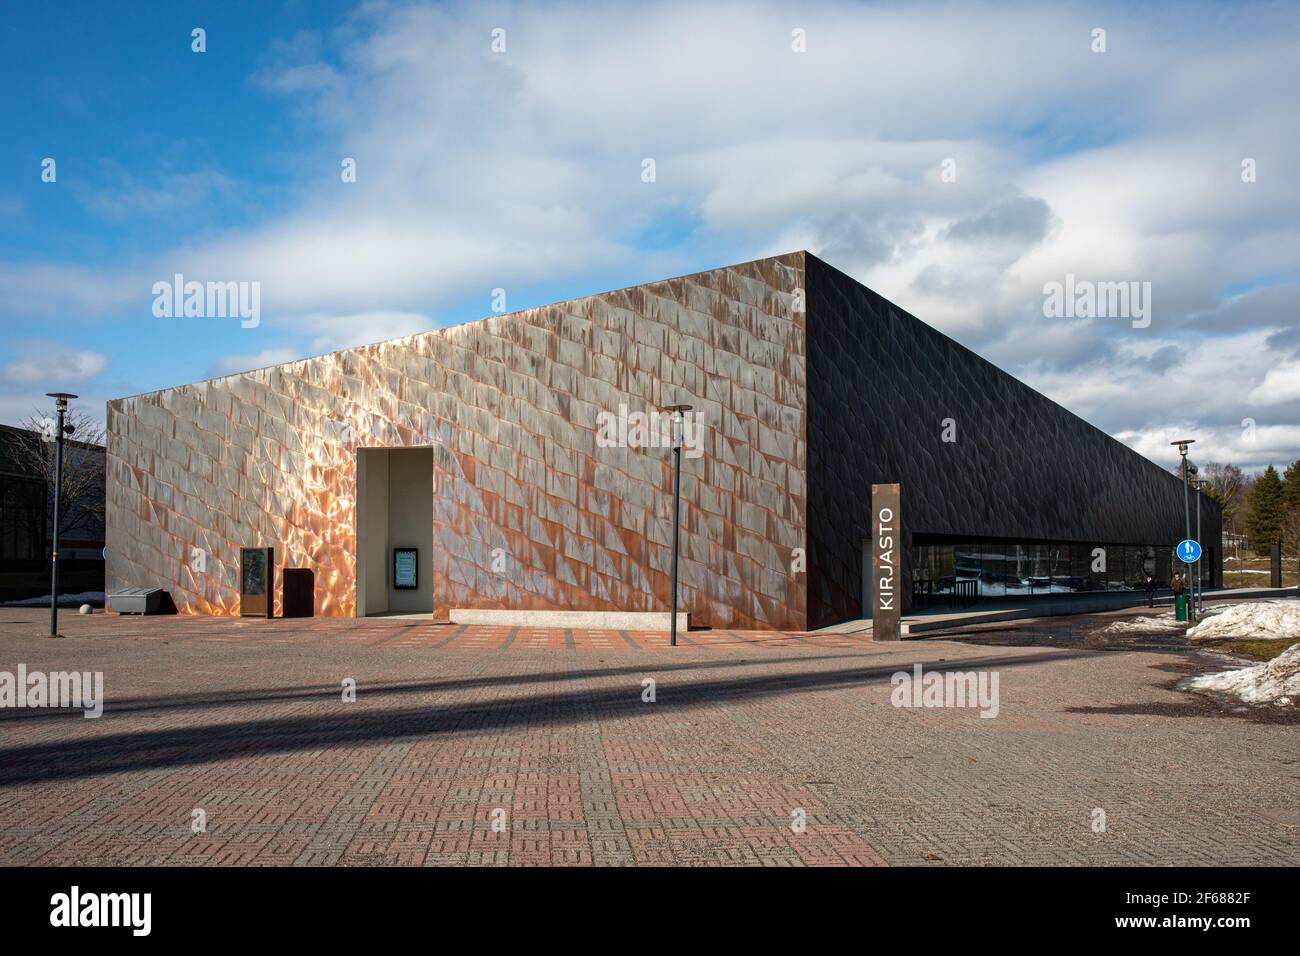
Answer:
240, 546, 275, 618
393, 548, 418, 590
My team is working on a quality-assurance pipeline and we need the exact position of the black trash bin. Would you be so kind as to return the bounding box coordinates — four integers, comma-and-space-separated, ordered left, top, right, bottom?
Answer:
282, 568, 315, 618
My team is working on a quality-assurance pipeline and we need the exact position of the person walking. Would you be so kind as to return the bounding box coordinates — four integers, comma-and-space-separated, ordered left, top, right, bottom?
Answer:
1145, 572, 1157, 608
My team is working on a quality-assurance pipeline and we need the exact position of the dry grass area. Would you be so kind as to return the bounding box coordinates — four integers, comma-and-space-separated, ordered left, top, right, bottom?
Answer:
1222, 554, 1299, 589
1197, 637, 1297, 662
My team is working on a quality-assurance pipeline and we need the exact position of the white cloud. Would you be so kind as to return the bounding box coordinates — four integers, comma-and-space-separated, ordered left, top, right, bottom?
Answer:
0, 391, 110, 432
1, 0, 1298, 469
209, 348, 303, 377
1248, 359, 1300, 407
0, 345, 112, 431
295, 311, 433, 353
1117, 422, 1300, 476
2, 347, 109, 385
1021, 328, 1300, 471
75, 167, 239, 222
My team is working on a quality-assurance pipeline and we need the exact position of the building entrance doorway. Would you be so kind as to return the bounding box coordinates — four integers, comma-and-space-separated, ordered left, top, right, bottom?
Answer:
355, 447, 433, 616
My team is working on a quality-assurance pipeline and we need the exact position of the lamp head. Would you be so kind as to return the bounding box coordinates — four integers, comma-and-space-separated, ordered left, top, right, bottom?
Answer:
658, 404, 694, 450
45, 391, 77, 412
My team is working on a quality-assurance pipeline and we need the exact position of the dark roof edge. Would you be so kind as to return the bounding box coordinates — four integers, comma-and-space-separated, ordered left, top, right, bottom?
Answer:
803, 252, 1209, 505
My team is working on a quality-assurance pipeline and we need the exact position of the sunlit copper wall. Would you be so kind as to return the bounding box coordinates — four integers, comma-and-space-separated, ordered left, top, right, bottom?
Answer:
106, 253, 809, 629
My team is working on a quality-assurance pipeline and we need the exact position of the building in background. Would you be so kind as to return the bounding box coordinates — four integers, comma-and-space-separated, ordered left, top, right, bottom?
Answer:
0, 424, 105, 604
105, 252, 1218, 629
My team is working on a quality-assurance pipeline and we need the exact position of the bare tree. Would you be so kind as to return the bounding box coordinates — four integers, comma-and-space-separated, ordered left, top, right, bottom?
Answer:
1198, 462, 1245, 529
1236, 472, 1257, 547
11, 408, 106, 542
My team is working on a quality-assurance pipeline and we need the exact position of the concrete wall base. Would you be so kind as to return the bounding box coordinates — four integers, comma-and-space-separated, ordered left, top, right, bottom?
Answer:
449, 608, 690, 631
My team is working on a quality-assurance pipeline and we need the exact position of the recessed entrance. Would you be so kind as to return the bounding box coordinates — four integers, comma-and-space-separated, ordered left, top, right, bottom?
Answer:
356, 447, 433, 617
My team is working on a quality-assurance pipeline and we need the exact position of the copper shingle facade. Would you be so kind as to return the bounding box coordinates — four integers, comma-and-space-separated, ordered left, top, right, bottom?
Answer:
106, 253, 809, 629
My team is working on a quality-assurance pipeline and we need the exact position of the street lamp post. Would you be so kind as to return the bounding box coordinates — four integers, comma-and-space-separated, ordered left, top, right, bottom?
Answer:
1170, 439, 1195, 621
1186, 465, 1201, 617
661, 404, 692, 647
46, 392, 78, 638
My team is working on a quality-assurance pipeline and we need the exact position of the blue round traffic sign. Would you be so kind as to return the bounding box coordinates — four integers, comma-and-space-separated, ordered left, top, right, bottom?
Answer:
1176, 539, 1201, 563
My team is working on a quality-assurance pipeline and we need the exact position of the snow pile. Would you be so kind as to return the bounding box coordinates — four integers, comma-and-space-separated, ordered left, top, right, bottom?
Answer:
1186, 600, 1300, 641
0, 591, 105, 608
1183, 643, 1300, 705
1103, 615, 1182, 633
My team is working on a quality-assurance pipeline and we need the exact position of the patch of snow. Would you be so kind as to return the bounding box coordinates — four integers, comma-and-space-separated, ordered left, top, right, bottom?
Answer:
1183, 643, 1300, 705
1103, 616, 1182, 633
1186, 600, 1300, 641
0, 591, 105, 608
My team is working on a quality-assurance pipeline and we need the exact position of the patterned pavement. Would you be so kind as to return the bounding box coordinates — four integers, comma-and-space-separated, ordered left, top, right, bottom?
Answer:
0, 609, 1296, 866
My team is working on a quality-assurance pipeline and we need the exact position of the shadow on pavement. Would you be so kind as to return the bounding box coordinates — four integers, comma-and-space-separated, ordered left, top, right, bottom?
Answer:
0, 650, 1085, 785
0, 651, 880, 723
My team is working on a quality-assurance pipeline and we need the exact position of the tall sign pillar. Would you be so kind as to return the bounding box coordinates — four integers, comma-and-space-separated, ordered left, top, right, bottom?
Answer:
871, 484, 902, 641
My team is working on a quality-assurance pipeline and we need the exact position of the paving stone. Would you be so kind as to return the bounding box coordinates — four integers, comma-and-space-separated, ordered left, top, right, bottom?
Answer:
0, 608, 1295, 866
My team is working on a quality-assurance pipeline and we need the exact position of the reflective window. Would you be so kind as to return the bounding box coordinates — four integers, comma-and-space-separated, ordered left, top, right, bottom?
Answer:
1103, 544, 1127, 590
1001, 542, 1026, 596
979, 539, 1007, 597
1068, 542, 1091, 592
909, 536, 1181, 601
1122, 546, 1144, 590
953, 540, 980, 597
1023, 542, 1047, 594
1155, 548, 1172, 588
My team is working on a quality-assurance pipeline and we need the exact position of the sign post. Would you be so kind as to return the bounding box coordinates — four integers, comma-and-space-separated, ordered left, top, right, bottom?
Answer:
1176, 539, 1200, 623
871, 484, 901, 642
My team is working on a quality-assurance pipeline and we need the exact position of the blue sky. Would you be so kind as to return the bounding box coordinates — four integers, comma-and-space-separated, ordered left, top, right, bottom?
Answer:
2, 0, 1298, 471
0, 0, 749, 402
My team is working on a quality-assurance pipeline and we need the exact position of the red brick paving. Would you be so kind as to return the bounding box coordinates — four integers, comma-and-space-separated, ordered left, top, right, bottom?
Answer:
24, 614, 869, 652
0, 609, 1296, 866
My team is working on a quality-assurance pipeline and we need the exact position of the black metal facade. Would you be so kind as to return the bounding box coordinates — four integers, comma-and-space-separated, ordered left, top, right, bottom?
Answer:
804, 253, 1221, 629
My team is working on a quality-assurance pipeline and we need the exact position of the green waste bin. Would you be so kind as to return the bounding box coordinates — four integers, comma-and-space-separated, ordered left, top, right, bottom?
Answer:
1175, 595, 1188, 622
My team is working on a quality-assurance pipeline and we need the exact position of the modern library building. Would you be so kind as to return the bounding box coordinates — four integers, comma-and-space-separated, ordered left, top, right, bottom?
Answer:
105, 251, 1220, 631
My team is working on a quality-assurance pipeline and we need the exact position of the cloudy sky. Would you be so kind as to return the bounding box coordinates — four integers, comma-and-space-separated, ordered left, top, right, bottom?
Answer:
2, 0, 1297, 472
